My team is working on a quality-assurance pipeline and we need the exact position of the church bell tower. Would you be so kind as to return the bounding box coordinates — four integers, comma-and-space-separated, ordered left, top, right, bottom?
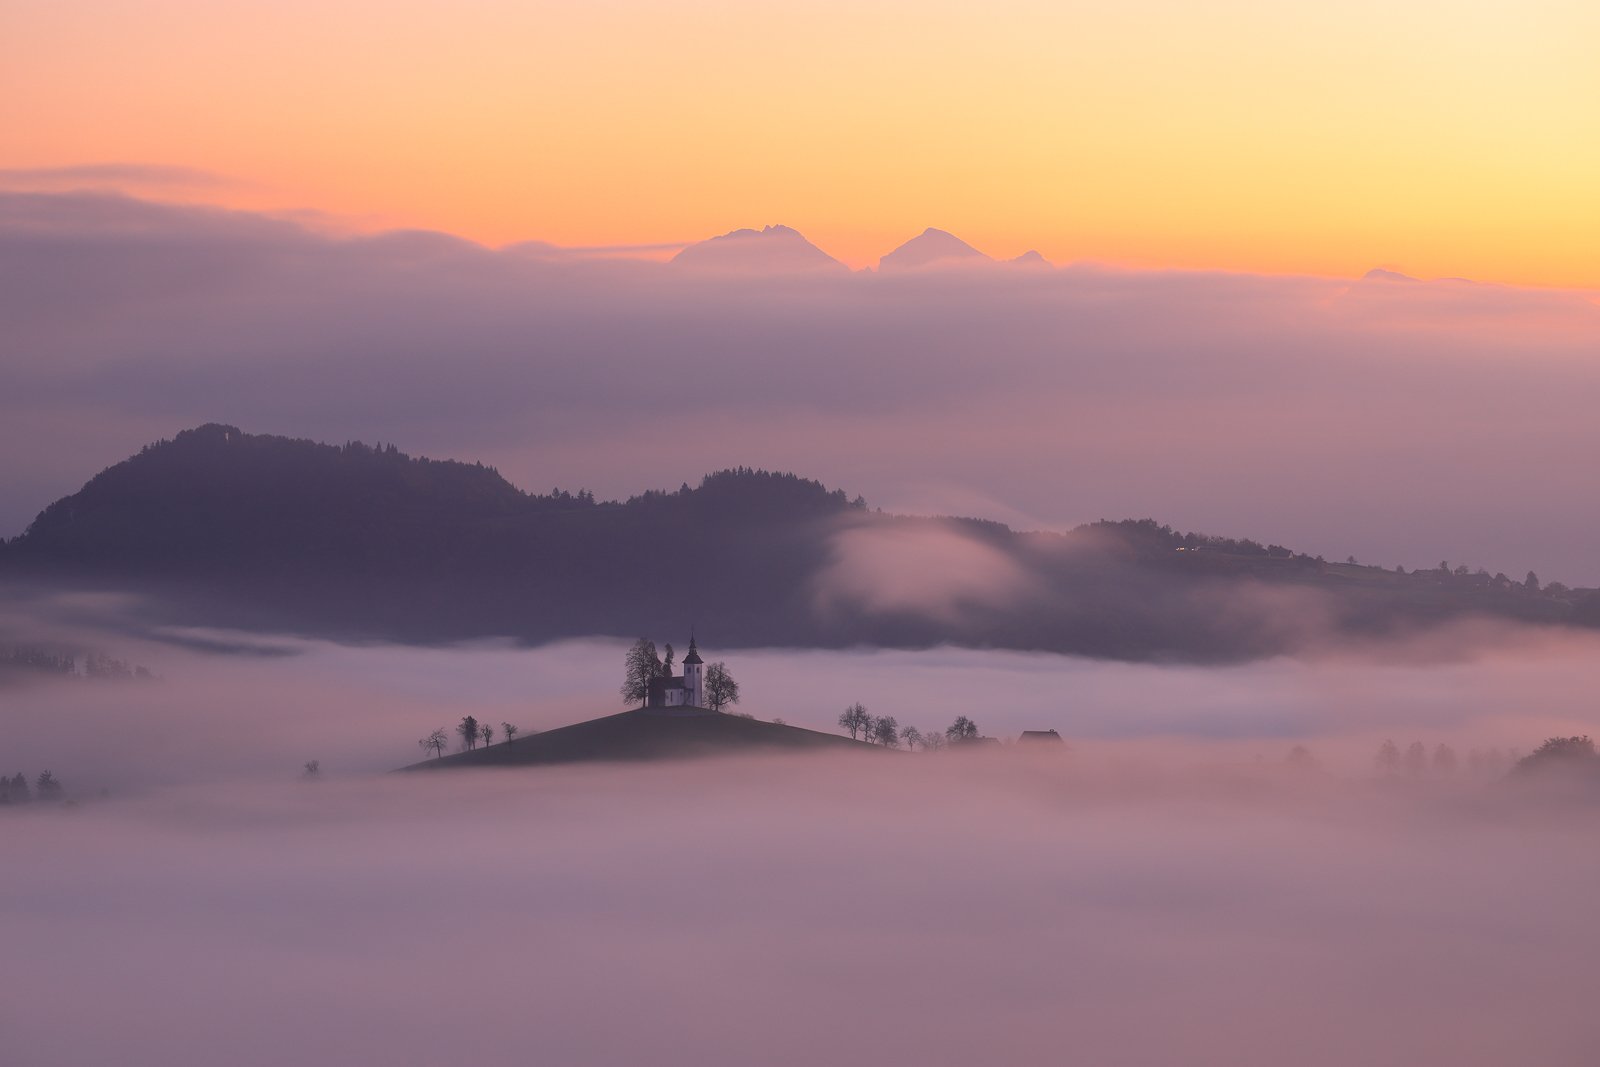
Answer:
681, 636, 704, 708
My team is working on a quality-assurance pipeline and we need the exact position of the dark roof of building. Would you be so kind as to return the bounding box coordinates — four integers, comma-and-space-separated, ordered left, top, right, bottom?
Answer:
681, 637, 703, 665
1018, 729, 1064, 743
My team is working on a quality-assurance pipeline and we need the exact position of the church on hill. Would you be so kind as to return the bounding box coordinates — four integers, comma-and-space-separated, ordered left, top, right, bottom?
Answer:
646, 637, 705, 709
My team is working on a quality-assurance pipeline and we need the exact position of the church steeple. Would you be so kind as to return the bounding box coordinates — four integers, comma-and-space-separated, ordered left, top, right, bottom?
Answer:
681, 635, 704, 707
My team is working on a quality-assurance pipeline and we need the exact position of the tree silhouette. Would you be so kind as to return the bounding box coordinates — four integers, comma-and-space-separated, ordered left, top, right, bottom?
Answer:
502, 722, 519, 747
1374, 739, 1399, 773
457, 715, 481, 751
900, 725, 924, 751
301, 760, 320, 779
923, 732, 947, 752
838, 702, 871, 740
946, 716, 979, 742
1403, 741, 1427, 775
704, 662, 740, 712
622, 638, 660, 706
35, 770, 63, 800
1516, 735, 1596, 774
1432, 744, 1457, 774
873, 715, 901, 747
480, 723, 494, 747
420, 728, 448, 760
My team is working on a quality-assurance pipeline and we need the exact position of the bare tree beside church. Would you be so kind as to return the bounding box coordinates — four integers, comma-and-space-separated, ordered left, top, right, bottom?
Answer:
704, 662, 740, 712
621, 638, 661, 706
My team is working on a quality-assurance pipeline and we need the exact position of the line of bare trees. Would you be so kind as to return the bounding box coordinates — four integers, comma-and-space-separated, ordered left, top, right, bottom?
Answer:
838, 704, 981, 750
416, 717, 530, 760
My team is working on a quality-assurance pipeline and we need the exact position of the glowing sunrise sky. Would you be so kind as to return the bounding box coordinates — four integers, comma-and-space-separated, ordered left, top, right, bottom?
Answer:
4, 0, 1599, 283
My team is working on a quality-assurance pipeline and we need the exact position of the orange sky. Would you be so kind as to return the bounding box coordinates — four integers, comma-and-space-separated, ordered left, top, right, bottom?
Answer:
4, 0, 1598, 283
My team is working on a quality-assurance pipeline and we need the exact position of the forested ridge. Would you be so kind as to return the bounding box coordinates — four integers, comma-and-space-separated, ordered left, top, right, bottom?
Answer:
1, 424, 1591, 659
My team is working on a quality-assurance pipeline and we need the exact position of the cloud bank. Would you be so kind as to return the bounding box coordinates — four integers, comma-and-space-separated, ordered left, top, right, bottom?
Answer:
5, 756, 1600, 1067
5, 596, 1599, 1064
4, 191, 1600, 584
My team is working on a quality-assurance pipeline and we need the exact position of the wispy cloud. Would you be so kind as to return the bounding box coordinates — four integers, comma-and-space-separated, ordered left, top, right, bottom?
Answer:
3, 190, 1599, 584
0, 163, 240, 191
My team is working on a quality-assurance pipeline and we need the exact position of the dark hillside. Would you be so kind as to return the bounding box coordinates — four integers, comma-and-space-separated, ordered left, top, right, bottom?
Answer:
0, 425, 1586, 659
402, 707, 876, 771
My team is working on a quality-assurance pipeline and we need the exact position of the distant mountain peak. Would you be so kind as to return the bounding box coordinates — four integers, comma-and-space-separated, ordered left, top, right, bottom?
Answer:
879, 228, 991, 272
1362, 267, 1417, 283
670, 225, 845, 274
1009, 250, 1052, 269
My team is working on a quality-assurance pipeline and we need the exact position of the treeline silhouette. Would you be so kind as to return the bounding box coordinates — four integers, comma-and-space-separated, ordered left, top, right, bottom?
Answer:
0, 645, 151, 680
0, 771, 65, 805
1, 424, 1592, 662
837, 705, 995, 750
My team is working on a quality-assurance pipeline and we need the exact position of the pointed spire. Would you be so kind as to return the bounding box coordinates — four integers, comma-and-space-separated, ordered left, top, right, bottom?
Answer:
682, 633, 703, 665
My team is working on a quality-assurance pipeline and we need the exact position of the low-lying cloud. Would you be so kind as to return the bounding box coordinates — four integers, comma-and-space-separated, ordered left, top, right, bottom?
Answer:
813, 520, 1034, 622
4, 591, 1597, 790
5, 754, 1600, 1067
3, 191, 1600, 584
5, 595, 1600, 1063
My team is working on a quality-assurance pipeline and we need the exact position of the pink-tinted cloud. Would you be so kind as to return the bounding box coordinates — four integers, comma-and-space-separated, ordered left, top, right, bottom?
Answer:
3, 192, 1600, 584
4, 753, 1599, 1067
813, 519, 1034, 622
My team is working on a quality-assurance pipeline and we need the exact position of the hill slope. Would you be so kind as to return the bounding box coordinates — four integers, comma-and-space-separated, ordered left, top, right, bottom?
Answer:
402, 707, 875, 771
0, 425, 1588, 660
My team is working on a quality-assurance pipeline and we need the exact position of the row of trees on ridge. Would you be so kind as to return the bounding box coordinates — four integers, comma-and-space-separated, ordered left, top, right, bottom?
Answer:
417, 717, 531, 759
837, 704, 980, 750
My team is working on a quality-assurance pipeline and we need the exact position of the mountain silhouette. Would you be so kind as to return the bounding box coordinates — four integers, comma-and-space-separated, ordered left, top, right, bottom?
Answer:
879, 228, 991, 272
0, 425, 1581, 659
1009, 250, 1053, 269
671, 225, 846, 273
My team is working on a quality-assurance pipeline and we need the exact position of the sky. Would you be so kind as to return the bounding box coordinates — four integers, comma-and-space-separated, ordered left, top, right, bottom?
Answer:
4, 0, 1600, 284
8, 8, 1600, 1063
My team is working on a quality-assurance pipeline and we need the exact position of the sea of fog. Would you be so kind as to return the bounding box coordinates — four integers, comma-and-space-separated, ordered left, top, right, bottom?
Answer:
4, 627, 1598, 786
6, 625, 1600, 1065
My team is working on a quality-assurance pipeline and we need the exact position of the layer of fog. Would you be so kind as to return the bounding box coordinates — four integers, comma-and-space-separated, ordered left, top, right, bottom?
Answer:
9, 595, 1600, 1064
6, 617, 1599, 791
6, 756, 1600, 1067
5, 191, 1600, 582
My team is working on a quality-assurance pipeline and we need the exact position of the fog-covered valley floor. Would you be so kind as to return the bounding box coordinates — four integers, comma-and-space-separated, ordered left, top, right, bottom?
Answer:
6, 757, 1600, 1066
5, 613, 1600, 1065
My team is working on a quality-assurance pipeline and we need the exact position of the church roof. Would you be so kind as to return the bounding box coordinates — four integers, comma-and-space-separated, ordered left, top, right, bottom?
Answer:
681, 637, 703, 665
